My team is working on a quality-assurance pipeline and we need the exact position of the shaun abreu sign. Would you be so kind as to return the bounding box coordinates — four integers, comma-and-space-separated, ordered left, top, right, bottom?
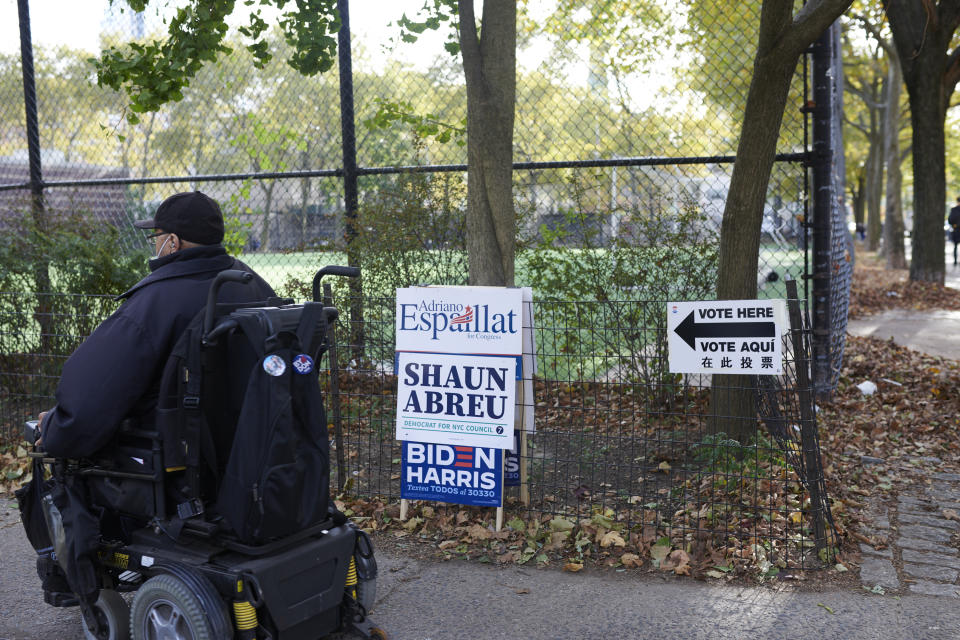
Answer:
395, 352, 515, 448
395, 287, 523, 449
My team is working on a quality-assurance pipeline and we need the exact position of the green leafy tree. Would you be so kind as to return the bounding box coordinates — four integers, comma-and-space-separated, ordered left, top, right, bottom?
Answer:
93, 0, 519, 287
843, 31, 886, 252
848, 11, 909, 269
683, 0, 807, 156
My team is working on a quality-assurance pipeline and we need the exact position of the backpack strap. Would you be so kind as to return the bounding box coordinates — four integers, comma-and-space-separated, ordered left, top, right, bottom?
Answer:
233, 312, 270, 359
295, 302, 325, 358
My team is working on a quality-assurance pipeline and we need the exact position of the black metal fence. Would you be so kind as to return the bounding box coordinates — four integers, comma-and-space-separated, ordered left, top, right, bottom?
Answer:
0, 1, 848, 563
326, 284, 835, 568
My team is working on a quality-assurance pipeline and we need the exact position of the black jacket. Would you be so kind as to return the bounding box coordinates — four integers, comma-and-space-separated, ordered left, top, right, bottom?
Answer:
949, 205, 960, 241
41, 245, 275, 458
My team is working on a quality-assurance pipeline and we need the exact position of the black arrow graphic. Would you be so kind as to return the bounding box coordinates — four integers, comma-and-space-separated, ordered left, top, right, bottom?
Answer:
673, 311, 775, 350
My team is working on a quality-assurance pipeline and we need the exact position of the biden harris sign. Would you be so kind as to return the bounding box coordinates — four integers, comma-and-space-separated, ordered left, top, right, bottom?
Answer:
401, 441, 503, 508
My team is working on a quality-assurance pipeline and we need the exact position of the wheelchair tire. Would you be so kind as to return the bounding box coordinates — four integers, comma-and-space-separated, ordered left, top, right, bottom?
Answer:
356, 575, 377, 613
130, 574, 218, 640
83, 589, 131, 640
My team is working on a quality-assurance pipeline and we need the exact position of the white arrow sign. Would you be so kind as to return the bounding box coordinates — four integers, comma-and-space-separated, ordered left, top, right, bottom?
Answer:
667, 300, 787, 375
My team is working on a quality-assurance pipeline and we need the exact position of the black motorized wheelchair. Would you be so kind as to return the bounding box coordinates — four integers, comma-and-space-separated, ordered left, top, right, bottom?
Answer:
19, 266, 385, 640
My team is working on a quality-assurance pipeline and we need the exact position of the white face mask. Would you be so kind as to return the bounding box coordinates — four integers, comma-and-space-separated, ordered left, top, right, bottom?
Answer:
152, 234, 173, 260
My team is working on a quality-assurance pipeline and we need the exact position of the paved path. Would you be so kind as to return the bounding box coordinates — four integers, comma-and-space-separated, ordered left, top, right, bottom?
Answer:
856, 467, 960, 598
3, 496, 960, 640
845, 249, 960, 598
846, 308, 960, 361
846, 251, 960, 360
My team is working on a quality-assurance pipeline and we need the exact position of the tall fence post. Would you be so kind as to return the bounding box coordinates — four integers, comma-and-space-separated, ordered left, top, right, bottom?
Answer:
809, 22, 836, 398
17, 0, 42, 202
785, 279, 828, 554
337, 0, 365, 361
337, 0, 358, 252
18, 0, 55, 372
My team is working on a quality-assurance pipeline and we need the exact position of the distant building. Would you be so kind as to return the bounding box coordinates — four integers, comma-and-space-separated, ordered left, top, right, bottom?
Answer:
0, 149, 133, 247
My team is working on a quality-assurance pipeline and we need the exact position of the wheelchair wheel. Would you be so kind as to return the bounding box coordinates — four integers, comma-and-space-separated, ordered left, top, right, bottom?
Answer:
130, 574, 218, 640
356, 576, 377, 613
83, 589, 131, 640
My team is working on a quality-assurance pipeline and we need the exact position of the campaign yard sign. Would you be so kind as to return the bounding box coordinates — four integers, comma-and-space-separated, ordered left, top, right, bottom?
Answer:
396, 286, 523, 357
395, 351, 516, 448
504, 429, 521, 486
401, 441, 502, 508
667, 299, 787, 375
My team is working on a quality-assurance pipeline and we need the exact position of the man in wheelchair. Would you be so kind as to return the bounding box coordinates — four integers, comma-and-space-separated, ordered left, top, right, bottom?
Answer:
17, 192, 382, 639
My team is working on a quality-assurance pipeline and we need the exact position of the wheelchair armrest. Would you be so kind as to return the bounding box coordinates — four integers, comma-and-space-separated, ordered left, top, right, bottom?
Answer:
24, 420, 39, 444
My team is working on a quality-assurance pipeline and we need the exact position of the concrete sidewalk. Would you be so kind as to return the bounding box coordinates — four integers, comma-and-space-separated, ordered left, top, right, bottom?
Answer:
2, 497, 960, 640
846, 250, 960, 360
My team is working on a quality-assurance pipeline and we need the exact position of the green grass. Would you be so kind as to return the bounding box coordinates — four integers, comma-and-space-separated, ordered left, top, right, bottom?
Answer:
238, 244, 806, 301
239, 251, 348, 294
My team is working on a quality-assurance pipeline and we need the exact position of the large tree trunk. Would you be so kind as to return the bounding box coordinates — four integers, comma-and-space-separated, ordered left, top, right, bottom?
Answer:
865, 124, 883, 251
711, 0, 852, 441
905, 67, 947, 282
459, 0, 517, 287
712, 55, 798, 441
884, 0, 960, 284
850, 170, 865, 233
882, 56, 907, 269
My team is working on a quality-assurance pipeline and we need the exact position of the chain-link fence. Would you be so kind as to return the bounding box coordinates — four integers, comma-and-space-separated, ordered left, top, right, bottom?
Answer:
0, 0, 848, 562
324, 282, 836, 568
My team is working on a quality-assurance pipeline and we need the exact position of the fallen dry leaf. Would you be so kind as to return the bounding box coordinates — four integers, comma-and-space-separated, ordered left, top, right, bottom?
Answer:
662, 549, 691, 575
402, 517, 423, 531
650, 543, 671, 567
620, 553, 642, 568
465, 523, 492, 541
563, 562, 584, 573
600, 531, 626, 548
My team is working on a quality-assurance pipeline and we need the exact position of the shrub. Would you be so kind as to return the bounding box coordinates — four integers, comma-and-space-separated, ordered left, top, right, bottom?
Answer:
0, 202, 146, 404
520, 174, 718, 391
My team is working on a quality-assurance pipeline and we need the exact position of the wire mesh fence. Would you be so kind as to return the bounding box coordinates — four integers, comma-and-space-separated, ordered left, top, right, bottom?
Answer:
0, 1, 847, 563
325, 284, 836, 569
0, 283, 838, 567
0, 0, 813, 283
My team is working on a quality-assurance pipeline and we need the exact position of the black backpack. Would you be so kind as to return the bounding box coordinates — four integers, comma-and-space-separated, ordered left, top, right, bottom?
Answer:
157, 300, 333, 544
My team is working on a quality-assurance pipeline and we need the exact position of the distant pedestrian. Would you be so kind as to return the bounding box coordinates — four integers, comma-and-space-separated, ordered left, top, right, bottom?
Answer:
855, 222, 866, 241
949, 196, 960, 266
